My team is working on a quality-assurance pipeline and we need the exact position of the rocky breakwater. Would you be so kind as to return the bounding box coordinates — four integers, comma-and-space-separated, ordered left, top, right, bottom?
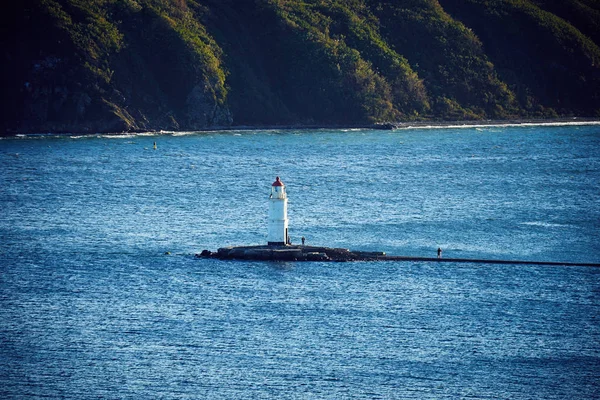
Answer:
196, 245, 386, 262
195, 246, 600, 266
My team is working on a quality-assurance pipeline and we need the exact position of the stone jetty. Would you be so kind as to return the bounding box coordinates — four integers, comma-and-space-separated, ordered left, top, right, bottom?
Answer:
196, 245, 600, 267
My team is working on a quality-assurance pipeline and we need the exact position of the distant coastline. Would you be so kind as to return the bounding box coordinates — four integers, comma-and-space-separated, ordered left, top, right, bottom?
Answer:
3, 117, 600, 138
221, 117, 600, 132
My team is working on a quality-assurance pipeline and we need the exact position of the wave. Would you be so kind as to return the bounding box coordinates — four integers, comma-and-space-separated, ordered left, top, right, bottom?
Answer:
393, 120, 600, 131
521, 221, 570, 228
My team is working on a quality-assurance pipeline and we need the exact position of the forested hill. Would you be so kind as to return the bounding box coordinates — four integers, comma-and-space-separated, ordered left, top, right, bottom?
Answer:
3, 0, 600, 133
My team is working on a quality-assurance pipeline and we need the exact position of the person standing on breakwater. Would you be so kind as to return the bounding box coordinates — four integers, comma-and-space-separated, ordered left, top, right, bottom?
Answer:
302, 236, 305, 246
437, 247, 442, 259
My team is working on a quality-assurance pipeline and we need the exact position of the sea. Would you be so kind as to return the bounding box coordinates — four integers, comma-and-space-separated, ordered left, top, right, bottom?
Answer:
1, 123, 599, 399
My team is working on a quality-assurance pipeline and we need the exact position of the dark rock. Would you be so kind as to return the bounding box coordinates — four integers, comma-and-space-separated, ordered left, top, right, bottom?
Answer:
374, 122, 397, 130
304, 252, 329, 261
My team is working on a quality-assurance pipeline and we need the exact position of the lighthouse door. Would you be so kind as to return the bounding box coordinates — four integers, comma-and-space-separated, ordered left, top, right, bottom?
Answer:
285, 228, 288, 245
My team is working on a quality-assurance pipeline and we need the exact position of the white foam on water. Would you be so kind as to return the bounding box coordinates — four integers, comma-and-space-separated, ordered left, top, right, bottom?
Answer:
394, 120, 600, 131
521, 221, 570, 228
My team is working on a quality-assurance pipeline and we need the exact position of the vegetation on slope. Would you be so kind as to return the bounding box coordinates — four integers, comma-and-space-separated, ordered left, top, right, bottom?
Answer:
369, 0, 520, 120
439, 0, 600, 116
2, 0, 231, 132
2, 0, 599, 133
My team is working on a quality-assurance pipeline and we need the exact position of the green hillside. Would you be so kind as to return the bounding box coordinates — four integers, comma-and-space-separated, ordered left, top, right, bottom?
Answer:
2, 0, 600, 133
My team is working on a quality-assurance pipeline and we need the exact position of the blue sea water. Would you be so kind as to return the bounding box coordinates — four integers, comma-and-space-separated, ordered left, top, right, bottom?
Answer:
1, 124, 599, 399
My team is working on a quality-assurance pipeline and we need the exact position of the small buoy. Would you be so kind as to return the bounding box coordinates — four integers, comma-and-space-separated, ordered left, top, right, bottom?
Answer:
153, 141, 157, 150
164, 251, 171, 255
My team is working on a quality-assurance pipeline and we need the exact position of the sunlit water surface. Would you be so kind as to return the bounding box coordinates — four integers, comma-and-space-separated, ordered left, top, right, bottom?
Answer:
1, 125, 599, 398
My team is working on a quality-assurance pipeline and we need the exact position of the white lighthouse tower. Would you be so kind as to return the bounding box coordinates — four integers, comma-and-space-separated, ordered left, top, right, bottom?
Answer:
268, 176, 289, 246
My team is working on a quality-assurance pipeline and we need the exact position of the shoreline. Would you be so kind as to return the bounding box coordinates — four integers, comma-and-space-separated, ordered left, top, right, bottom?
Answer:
3, 117, 600, 137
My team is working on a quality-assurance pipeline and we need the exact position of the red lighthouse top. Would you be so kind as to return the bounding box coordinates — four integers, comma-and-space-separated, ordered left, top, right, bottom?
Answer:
272, 176, 284, 186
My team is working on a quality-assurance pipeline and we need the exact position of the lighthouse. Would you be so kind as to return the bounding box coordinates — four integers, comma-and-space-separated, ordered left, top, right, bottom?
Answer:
268, 176, 289, 246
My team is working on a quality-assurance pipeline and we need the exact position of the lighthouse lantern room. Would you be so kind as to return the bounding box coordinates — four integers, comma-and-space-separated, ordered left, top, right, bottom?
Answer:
268, 176, 289, 246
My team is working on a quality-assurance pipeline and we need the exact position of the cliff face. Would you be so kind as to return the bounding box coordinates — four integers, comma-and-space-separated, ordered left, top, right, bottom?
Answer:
2, 0, 231, 133
2, 0, 600, 134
